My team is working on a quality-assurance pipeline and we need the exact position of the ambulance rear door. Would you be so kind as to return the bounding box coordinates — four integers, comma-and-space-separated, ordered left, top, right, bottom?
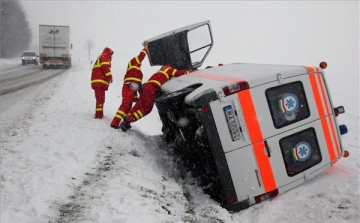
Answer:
245, 66, 343, 193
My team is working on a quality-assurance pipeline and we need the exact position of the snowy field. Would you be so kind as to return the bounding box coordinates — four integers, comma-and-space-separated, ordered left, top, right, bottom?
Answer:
1, 1, 359, 222
0, 53, 359, 223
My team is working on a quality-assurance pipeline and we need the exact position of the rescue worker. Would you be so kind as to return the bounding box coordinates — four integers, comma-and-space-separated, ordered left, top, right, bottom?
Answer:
119, 64, 190, 132
110, 42, 148, 128
91, 47, 114, 119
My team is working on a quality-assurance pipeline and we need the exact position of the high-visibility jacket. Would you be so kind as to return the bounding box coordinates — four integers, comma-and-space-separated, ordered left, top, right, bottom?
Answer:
91, 47, 113, 90
147, 65, 189, 89
123, 48, 148, 85
124, 65, 190, 123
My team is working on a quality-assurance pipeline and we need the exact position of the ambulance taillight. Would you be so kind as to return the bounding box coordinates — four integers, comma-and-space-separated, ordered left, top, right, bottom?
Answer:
334, 106, 345, 117
222, 81, 249, 96
254, 189, 279, 204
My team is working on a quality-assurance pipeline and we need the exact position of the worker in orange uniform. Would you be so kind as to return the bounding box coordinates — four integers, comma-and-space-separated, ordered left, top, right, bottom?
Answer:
120, 64, 190, 132
110, 42, 148, 128
91, 47, 114, 119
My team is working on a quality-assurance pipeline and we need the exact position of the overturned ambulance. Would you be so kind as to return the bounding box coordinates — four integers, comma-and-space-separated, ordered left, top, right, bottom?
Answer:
146, 21, 348, 212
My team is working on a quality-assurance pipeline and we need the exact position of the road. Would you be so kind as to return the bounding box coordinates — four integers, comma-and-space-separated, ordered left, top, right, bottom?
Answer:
0, 63, 67, 96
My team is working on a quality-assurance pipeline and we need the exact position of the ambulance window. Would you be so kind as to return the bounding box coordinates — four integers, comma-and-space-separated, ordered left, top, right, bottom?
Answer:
279, 128, 322, 177
266, 81, 310, 129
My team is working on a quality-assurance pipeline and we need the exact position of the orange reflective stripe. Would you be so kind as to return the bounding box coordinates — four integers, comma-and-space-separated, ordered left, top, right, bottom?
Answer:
190, 72, 244, 83
237, 90, 277, 192
307, 67, 336, 161
315, 68, 341, 158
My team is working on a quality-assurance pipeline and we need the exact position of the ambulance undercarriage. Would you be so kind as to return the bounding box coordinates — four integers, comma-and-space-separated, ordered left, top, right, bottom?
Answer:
148, 21, 347, 212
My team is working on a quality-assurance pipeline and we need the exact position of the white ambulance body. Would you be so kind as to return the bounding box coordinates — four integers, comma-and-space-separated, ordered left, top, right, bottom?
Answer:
147, 21, 348, 212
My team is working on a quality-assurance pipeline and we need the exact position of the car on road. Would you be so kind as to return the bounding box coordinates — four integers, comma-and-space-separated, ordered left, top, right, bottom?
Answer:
21, 51, 39, 65
145, 20, 348, 212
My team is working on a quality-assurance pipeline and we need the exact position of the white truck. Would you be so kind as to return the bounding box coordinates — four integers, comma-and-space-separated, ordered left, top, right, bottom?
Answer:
39, 25, 72, 69
146, 21, 349, 212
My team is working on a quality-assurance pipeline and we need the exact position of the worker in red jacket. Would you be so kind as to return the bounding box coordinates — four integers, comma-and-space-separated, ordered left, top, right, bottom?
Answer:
110, 42, 148, 128
120, 64, 190, 132
91, 47, 114, 119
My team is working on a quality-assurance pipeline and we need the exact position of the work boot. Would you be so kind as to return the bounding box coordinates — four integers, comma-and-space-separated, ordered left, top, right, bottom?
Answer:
120, 116, 132, 132
94, 111, 103, 119
110, 117, 121, 129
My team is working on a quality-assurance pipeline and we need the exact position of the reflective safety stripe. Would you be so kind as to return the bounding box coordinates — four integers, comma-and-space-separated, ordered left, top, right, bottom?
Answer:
115, 110, 126, 119
159, 70, 170, 79
148, 80, 161, 87
315, 69, 341, 159
127, 62, 141, 71
93, 54, 110, 68
307, 66, 339, 162
171, 69, 177, 76
99, 62, 110, 66
91, 79, 109, 85
133, 110, 144, 120
96, 108, 103, 111
124, 77, 142, 82
105, 72, 111, 77
93, 56, 102, 68
237, 90, 277, 192
159, 71, 169, 79
135, 56, 140, 65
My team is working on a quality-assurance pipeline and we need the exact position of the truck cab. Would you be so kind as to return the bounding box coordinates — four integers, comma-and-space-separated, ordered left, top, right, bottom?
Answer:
146, 21, 348, 212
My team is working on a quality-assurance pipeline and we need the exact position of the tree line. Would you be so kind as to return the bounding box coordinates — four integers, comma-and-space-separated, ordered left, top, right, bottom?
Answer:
0, 0, 32, 58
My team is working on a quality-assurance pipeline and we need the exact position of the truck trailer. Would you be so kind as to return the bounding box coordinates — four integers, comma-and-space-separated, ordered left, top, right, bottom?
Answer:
39, 25, 72, 69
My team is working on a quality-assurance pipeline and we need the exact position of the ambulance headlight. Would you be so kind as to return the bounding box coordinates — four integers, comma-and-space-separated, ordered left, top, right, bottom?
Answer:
223, 105, 241, 141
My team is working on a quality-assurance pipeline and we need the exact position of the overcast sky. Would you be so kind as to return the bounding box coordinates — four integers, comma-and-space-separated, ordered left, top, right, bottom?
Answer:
20, 1, 359, 97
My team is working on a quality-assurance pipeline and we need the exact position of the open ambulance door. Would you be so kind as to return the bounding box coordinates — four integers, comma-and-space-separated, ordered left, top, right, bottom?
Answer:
146, 20, 213, 70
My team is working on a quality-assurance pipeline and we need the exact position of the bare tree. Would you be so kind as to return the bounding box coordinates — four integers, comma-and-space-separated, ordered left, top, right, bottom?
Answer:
84, 38, 95, 61
0, 0, 32, 58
